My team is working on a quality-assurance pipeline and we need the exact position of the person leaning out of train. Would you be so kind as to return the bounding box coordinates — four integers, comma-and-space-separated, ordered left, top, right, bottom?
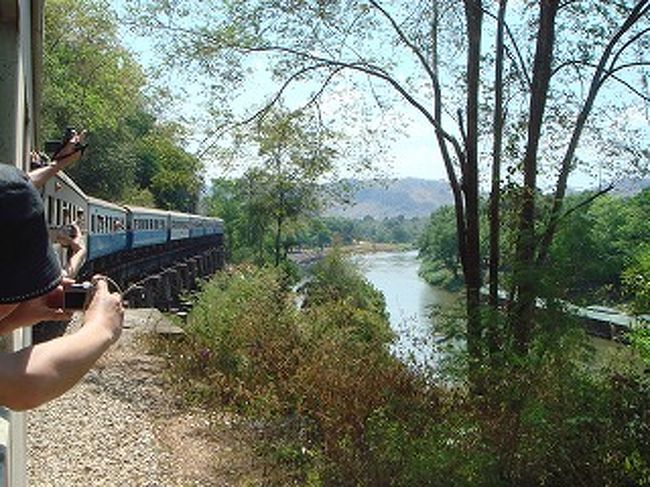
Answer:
28, 129, 86, 190
31, 129, 88, 277
0, 164, 123, 411
55, 221, 87, 278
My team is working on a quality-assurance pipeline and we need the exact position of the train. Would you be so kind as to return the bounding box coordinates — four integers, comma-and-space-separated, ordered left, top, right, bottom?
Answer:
42, 170, 224, 278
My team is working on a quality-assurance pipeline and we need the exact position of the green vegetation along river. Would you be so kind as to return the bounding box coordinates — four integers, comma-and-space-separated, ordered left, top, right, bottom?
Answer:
351, 250, 457, 367
351, 250, 626, 368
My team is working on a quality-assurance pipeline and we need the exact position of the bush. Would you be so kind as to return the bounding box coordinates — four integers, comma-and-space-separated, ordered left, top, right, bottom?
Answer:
160, 259, 650, 486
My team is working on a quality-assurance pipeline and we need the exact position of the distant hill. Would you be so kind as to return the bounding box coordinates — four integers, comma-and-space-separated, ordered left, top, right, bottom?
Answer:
611, 177, 650, 197
325, 178, 453, 219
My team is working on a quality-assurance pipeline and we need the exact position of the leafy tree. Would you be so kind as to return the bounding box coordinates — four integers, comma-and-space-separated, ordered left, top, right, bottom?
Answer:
42, 0, 147, 198
221, 108, 340, 265
419, 205, 461, 280
623, 245, 650, 314
42, 0, 204, 208
136, 128, 203, 212
130, 0, 650, 362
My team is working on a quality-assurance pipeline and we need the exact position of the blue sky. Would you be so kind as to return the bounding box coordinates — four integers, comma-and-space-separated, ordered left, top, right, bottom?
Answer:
112, 1, 648, 189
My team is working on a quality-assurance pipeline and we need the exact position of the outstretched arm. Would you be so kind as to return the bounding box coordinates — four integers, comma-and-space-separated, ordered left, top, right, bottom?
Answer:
29, 131, 86, 189
0, 279, 73, 335
0, 279, 123, 411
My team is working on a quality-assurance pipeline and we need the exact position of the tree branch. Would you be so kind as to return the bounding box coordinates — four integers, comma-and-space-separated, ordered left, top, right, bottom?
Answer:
556, 184, 614, 224
537, 0, 650, 265
368, 0, 439, 90
553, 59, 650, 102
482, 6, 532, 89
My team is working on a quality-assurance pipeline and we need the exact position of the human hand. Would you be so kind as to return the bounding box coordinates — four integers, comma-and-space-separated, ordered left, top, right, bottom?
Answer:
55, 223, 83, 252
2, 278, 75, 329
83, 276, 123, 344
53, 129, 87, 168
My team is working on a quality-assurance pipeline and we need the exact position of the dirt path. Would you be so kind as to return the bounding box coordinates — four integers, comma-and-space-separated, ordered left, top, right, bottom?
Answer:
27, 309, 268, 486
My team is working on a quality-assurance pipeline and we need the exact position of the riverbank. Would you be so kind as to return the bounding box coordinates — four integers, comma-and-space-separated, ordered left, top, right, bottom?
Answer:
288, 242, 413, 266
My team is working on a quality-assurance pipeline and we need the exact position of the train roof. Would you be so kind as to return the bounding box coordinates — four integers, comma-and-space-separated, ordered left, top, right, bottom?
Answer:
123, 205, 170, 217
87, 196, 127, 212
56, 171, 87, 199
168, 210, 193, 218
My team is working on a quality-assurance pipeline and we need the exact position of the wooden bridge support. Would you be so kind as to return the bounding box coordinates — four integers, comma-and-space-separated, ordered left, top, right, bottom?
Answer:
124, 285, 146, 308
175, 263, 190, 290
157, 273, 173, 310
141, 276, 159, 309
119, 246, 225, 312
186, 259, 198, 287
165, 269, 182, 307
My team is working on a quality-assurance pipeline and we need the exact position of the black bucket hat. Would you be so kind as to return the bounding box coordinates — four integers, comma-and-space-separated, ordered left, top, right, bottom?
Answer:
0, 164, 61, 303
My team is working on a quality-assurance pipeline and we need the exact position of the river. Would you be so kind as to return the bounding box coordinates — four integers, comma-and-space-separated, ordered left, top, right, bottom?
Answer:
351, 249, 625, 368
350, 250, 457, 367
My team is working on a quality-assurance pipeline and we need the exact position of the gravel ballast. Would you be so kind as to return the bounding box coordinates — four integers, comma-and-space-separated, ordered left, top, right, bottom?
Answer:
25, 309, 254, 486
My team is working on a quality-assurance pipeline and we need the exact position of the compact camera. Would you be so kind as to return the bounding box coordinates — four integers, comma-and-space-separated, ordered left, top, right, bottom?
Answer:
44, 127, 77, 159
63, 282, 94, 310
58, 224, 79, 239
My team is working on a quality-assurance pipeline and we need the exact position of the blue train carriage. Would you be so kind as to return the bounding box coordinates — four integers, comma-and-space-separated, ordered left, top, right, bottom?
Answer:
203, 215, 224, 237
42, 172, 89, 272
125, 205, 170, 248
87, 197, 129, 261
188, 213, 205, 238
169, 210, 192, 241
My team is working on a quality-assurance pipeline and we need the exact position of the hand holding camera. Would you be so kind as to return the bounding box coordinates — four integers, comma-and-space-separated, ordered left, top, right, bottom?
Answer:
83, 277, 124, 344
45, 127, 88, 167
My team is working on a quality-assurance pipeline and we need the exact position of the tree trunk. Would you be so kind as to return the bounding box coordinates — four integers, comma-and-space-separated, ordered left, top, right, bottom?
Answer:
463, 0, 483, 361
536, 0, 650, 266
512, 0, 558, 353
488, 0, 507, 312
275, 214, 282, 267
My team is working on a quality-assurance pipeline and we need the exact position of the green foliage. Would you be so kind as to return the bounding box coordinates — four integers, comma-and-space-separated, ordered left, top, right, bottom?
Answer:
418, 205, 462, 288
302, 249, 393, 345
419, 189, 650, 306
295, 215, 427, 249
623, 245, 650, 315
42, 0, 203, 209
137, 129, 203, 212
162, 256, 650, 485
204, 108, 340, 265
43, 0, 145, 198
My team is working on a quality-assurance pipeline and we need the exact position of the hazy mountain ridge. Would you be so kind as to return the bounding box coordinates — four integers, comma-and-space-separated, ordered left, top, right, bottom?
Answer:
322, 176, 650, 220
325, 178, 454, 219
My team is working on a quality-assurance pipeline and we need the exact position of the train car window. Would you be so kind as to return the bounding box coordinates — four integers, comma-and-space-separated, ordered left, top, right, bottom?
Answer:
47, 196, 53, 225
91, 215, 96, 233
